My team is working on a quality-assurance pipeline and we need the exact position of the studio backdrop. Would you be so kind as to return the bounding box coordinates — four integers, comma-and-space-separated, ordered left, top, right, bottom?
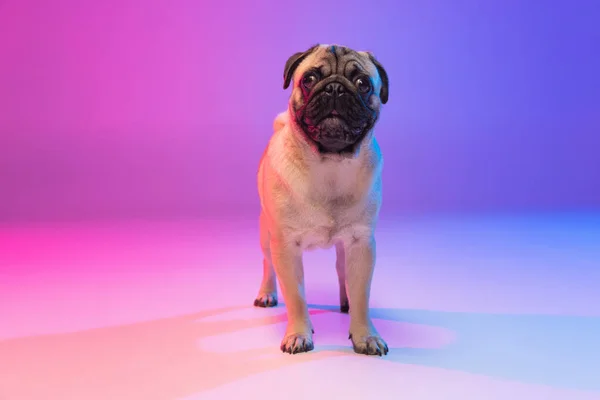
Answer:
1, 0, 598, 222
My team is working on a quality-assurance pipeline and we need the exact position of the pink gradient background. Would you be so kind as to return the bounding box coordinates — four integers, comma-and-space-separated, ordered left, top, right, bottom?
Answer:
1, 2, 600, 398
1, 0, 599, 223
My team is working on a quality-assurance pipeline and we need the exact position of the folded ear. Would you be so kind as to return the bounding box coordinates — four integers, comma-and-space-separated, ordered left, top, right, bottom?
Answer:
366, 52, 389, 104
283, 44, 319, 90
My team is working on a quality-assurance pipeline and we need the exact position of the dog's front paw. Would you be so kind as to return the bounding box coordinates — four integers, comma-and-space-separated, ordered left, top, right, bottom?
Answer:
253, 292, 278, 308
280, 332, 314, 354
349, 331, 388, 356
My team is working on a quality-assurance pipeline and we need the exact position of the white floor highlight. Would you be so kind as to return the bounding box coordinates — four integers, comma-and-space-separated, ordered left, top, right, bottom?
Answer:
1, 213, 599, 400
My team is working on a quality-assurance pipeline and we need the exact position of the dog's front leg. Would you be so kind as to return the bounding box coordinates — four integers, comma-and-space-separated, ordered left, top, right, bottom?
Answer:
345, 235, 388, 356
270, 234, 314, 354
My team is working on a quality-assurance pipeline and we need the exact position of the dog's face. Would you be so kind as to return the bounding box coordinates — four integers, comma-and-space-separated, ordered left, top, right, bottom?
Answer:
283, 44, 389, 155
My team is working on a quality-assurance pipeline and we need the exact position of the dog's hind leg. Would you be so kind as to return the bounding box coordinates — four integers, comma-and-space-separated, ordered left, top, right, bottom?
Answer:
254, 212, 278, 307
335, 242, 350, 313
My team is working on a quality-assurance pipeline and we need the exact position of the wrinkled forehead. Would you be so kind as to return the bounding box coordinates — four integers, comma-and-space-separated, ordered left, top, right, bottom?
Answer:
296, 44, 378, 79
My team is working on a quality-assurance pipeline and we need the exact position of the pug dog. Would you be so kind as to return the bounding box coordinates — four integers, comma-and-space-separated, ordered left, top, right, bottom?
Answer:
254, 44, 389, 356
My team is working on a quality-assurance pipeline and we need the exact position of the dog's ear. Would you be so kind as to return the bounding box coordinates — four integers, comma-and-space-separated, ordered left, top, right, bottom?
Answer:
366, 52, 389, 104
283, 44, 319, 90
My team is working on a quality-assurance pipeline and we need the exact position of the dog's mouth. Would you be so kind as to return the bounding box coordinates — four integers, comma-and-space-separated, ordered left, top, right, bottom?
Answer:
302, 119, 365, 154
300, 111, 370, 154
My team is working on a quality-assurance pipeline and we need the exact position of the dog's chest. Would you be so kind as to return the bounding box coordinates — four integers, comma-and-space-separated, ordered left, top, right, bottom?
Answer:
309, 159, 360, 202
298, 160, 367, 250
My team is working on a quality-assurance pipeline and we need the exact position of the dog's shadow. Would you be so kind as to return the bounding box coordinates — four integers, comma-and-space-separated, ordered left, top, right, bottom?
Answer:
0, 306, 346, 400
308, 304, 600, 392
0, 304, 598, 399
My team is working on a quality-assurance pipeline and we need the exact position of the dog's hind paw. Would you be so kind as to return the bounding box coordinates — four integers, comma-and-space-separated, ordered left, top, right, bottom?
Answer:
253, 292, 278, 308
340, 300, 349, 313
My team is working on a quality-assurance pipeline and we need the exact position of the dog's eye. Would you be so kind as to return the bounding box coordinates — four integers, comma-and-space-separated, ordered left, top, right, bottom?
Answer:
355, 77, 372, 94
302, 73, 319, 90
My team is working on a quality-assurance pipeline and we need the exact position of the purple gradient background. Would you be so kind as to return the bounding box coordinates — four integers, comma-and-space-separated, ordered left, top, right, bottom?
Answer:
1, 0, 599, 222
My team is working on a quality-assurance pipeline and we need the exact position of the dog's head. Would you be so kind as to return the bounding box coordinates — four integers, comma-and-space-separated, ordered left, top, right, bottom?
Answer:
283, 44, 389, 155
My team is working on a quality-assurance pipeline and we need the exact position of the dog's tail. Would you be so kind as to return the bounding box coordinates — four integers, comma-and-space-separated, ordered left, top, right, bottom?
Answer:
273, 111, 289, 132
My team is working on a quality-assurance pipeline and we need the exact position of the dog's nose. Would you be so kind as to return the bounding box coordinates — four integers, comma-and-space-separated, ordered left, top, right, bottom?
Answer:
324, 82, 345, 97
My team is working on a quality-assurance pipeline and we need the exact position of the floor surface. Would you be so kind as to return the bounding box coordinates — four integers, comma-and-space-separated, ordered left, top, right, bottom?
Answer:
1, 213, 599, 400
